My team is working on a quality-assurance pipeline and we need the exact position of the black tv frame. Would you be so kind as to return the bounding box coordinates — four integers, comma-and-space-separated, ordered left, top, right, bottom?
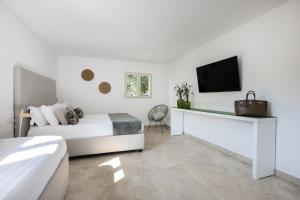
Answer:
196, 56, 241, 93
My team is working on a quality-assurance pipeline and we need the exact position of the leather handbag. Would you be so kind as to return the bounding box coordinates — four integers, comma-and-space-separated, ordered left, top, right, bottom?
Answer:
234, 90, 268, 117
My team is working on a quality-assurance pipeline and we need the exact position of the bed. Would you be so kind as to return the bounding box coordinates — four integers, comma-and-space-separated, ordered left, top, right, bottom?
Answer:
14, 67, 144, 157
0, 136, 68, 200
28, 114, 145, 157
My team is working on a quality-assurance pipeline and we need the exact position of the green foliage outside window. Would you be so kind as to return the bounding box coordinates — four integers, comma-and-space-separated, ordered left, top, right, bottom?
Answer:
140, 75, 149, 96
127, 74, 138, 96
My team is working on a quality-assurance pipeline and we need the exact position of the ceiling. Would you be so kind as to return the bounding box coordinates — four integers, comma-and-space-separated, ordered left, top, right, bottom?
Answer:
5, 0, 288, 63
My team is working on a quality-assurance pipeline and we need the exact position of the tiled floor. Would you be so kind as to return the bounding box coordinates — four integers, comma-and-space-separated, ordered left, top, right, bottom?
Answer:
65, 127, 300, 200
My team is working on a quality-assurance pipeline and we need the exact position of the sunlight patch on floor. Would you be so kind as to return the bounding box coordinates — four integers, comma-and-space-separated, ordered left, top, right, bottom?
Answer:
98, 157, 125, 183
98, 157, 121, 169
114, 169, 125, 183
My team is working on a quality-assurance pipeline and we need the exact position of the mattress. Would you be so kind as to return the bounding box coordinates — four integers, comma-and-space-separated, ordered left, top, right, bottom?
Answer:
28, 114, 113, 140
0, 136, 67, 200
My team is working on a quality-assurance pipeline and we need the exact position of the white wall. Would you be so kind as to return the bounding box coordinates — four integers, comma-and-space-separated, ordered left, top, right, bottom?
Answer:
0, 1, 57, 138
168, 0, 300, 178
57, 56, 169, 124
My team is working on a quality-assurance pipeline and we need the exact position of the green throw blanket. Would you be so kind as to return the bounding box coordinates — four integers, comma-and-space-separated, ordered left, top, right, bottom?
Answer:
108, 113, 142, 135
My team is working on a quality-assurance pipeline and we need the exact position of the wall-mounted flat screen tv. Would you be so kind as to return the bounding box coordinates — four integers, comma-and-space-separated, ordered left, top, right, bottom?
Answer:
196, 56, 241, 93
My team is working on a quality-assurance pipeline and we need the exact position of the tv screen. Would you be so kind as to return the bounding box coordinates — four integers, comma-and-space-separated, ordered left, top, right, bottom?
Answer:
196, 56, 241, 93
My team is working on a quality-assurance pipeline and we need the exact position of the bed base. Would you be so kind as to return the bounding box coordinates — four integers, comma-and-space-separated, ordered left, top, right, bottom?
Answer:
39, 153, 69, 200
66, 133, 145, 157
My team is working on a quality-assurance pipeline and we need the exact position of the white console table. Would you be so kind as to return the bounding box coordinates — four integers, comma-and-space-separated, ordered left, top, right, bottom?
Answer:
171, 107, 276, 179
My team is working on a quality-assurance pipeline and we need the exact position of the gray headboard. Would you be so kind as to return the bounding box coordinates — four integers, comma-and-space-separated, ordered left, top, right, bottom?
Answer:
13, 67, 57, 137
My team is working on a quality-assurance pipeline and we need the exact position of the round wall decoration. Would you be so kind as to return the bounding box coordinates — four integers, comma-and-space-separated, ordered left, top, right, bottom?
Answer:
98, 82, 111, 94
81, 69, 94, 81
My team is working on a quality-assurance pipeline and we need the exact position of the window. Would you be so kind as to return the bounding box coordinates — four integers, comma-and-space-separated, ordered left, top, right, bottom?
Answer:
125, 73, 152, 98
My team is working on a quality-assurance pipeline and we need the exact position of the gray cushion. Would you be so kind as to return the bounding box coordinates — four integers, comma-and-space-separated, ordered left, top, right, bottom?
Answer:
66, 110, 79, 125
74, 107, 84, 119
152, 111, 165, 120
67, 106, 79, 120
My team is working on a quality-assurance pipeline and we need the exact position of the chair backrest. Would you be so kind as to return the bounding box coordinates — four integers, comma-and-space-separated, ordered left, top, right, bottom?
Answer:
148, 104, 168, 121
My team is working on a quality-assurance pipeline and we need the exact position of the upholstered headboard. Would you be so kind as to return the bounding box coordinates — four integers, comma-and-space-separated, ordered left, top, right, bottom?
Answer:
13, 67, 57, 137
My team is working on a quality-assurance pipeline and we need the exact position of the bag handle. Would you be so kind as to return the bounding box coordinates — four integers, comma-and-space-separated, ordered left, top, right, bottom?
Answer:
246, 90, 256, 100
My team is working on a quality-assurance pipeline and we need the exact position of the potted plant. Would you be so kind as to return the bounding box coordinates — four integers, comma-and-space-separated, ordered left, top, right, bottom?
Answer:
182, 82, 193, 109
174, 84, 186, 108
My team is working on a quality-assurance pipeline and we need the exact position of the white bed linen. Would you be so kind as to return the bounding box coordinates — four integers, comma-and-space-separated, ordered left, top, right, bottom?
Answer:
28, 114, 113, 140
0, 136, 67, 200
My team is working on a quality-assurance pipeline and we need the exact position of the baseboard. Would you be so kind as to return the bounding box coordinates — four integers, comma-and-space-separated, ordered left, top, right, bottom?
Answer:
184, 133, 252, 165
275, 170, 300, 186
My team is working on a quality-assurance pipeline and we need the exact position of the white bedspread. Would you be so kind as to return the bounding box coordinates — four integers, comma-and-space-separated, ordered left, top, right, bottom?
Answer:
0, 136, 67, 200
28, 114, 113, 140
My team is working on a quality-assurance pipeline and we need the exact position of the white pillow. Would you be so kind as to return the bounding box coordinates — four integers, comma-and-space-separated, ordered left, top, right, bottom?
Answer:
29, 106, 48, 127
40, 105, 59, 126
51, 103, 68, 125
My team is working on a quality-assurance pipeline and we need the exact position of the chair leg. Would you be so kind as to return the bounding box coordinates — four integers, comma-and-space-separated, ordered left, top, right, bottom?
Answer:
162, 121, 168, 130
155, 121, 157, 128
159, 121, 163, 133
147, 121, 151, 131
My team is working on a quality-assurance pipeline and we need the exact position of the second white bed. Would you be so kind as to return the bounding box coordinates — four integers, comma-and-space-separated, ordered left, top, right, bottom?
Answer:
0, 136, 67, 200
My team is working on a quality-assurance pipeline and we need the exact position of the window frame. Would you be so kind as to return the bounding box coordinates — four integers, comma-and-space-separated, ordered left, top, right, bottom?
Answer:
124, 72, 152, 98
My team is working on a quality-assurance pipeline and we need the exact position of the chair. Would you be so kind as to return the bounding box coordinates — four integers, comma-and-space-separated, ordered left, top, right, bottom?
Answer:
147, 105, 168, 133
